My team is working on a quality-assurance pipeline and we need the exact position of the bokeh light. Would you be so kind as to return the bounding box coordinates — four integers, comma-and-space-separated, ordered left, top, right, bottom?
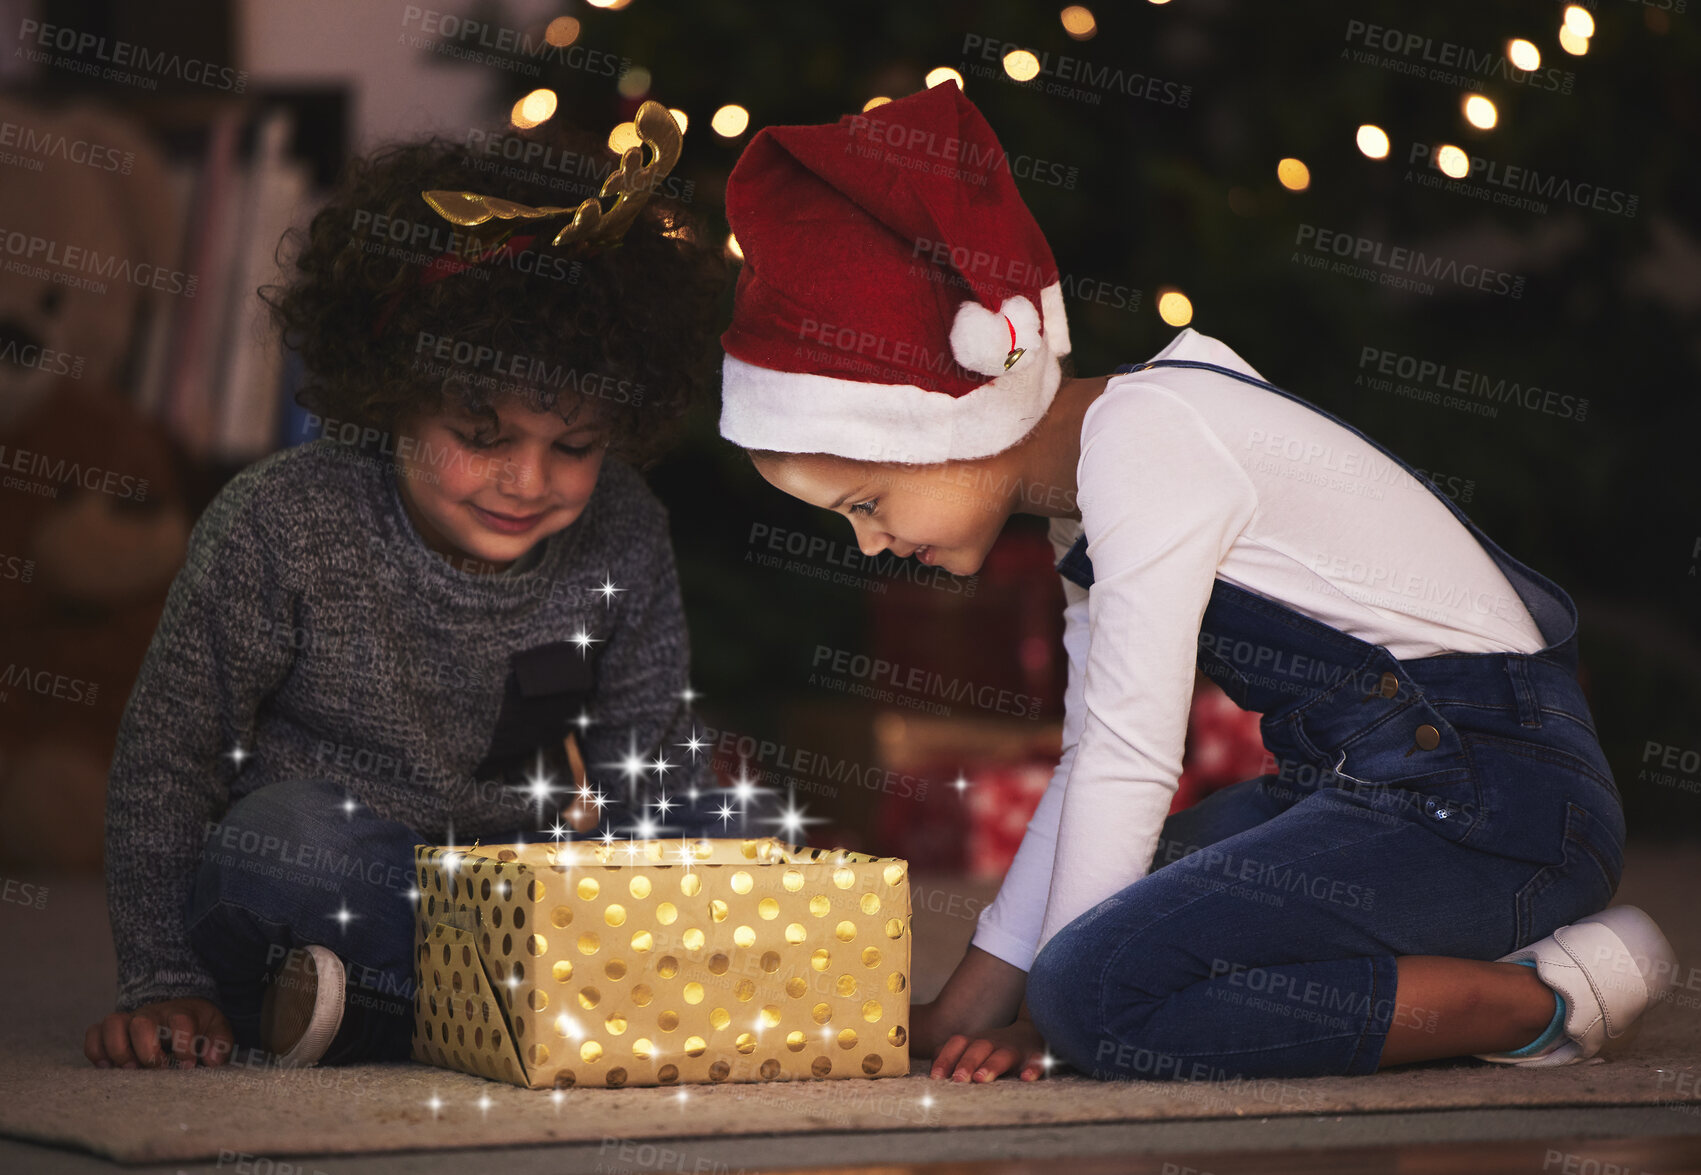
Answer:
1276, 157, 1310, 191
1356, 124, 1390, 159
1559, 26, 1591, 55
668, 108, 688, 133
1507, 39, 1541, 71
1060, 6, 1097, 40
544, 17, 579, 47
1564, 6, 1596, 38
1157, 290, 1193, 326
1463, 94, 1498, 129
616, 65, 652, 99
711, 104, 750, 138
862, 96, 891, 112
1003, 50, 1041, 82
926, 67, 964, 89
511, 88, 557, 130
725, 233, 743, 261
1436, 144, 1470, 179
608, 121, 640, 153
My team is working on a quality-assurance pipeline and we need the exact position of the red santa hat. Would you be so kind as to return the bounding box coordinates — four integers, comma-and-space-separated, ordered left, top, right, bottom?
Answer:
718, 82, 1071, 464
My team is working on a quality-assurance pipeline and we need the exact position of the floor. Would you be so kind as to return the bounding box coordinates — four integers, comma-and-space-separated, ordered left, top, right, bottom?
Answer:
2, 844, 1699, 1172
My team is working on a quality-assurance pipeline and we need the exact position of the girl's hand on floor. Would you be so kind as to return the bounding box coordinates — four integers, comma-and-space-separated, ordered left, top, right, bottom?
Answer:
84, 997, 235, 1069
928, 1017, 1050, 1083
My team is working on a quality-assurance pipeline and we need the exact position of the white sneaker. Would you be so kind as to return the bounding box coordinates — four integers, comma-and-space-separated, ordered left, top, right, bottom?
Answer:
260, 944, 346, 1068
1476, 905, 1679, 1067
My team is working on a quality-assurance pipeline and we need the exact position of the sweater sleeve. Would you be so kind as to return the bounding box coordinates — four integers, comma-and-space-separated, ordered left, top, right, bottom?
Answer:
106, 470, 303, 1012
968, 523, 1092, 971
1033, 384, 1258, 959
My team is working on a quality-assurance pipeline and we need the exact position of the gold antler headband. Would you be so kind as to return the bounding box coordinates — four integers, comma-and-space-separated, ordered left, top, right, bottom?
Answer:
421, 100, 684, 249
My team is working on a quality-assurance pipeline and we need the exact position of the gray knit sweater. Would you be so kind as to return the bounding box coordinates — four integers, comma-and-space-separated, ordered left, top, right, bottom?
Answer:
105, 437, 722, 1013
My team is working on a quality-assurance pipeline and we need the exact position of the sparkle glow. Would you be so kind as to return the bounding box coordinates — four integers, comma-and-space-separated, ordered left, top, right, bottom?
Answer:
1356, 124, 1390, 159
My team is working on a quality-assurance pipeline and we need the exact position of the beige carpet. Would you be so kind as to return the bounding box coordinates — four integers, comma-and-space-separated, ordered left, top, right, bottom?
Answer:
3, 847, 1699, 1165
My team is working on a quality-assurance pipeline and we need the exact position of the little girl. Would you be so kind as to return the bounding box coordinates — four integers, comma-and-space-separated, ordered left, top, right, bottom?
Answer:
717, 83, 1679, 1084
85, 102, 751, 1070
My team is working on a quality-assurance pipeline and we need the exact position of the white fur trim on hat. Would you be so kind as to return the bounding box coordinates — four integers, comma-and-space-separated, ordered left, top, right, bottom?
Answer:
721, 282, 1071, 464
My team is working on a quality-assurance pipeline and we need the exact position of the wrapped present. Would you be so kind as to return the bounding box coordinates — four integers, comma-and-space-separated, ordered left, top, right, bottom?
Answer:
411, 836, 913, 1089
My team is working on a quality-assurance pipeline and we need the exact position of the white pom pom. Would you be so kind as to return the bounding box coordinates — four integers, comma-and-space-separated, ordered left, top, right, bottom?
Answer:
950, 295, 1040, 377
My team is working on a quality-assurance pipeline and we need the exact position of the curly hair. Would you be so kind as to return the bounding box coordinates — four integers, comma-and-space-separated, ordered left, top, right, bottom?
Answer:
262, 118, 727, 469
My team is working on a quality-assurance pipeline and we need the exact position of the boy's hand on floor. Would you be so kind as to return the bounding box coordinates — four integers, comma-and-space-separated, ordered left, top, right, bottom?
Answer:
928, 1016, 1050, 1083
84, 997, 235, 1069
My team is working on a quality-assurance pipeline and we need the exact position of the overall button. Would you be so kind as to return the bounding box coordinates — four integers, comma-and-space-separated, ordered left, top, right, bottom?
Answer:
1423, 796, 1452, 820
1378, 672, 1400, 698
1415, 724, 1441, 751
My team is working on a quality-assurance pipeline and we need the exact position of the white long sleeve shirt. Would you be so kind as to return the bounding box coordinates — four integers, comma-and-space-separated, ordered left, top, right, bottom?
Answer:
970, 327, 1547, 972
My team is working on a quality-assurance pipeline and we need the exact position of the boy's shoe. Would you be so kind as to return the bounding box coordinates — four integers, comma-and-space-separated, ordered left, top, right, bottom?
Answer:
1476, 905, 1679, 1067
260, 944, 346, 1068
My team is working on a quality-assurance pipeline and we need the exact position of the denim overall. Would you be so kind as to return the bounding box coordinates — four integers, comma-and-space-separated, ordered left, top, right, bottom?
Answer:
1023, 358, 1625, 1083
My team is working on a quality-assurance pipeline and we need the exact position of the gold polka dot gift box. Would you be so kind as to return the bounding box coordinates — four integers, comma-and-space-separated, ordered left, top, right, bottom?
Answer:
410, 836, 913, 1089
